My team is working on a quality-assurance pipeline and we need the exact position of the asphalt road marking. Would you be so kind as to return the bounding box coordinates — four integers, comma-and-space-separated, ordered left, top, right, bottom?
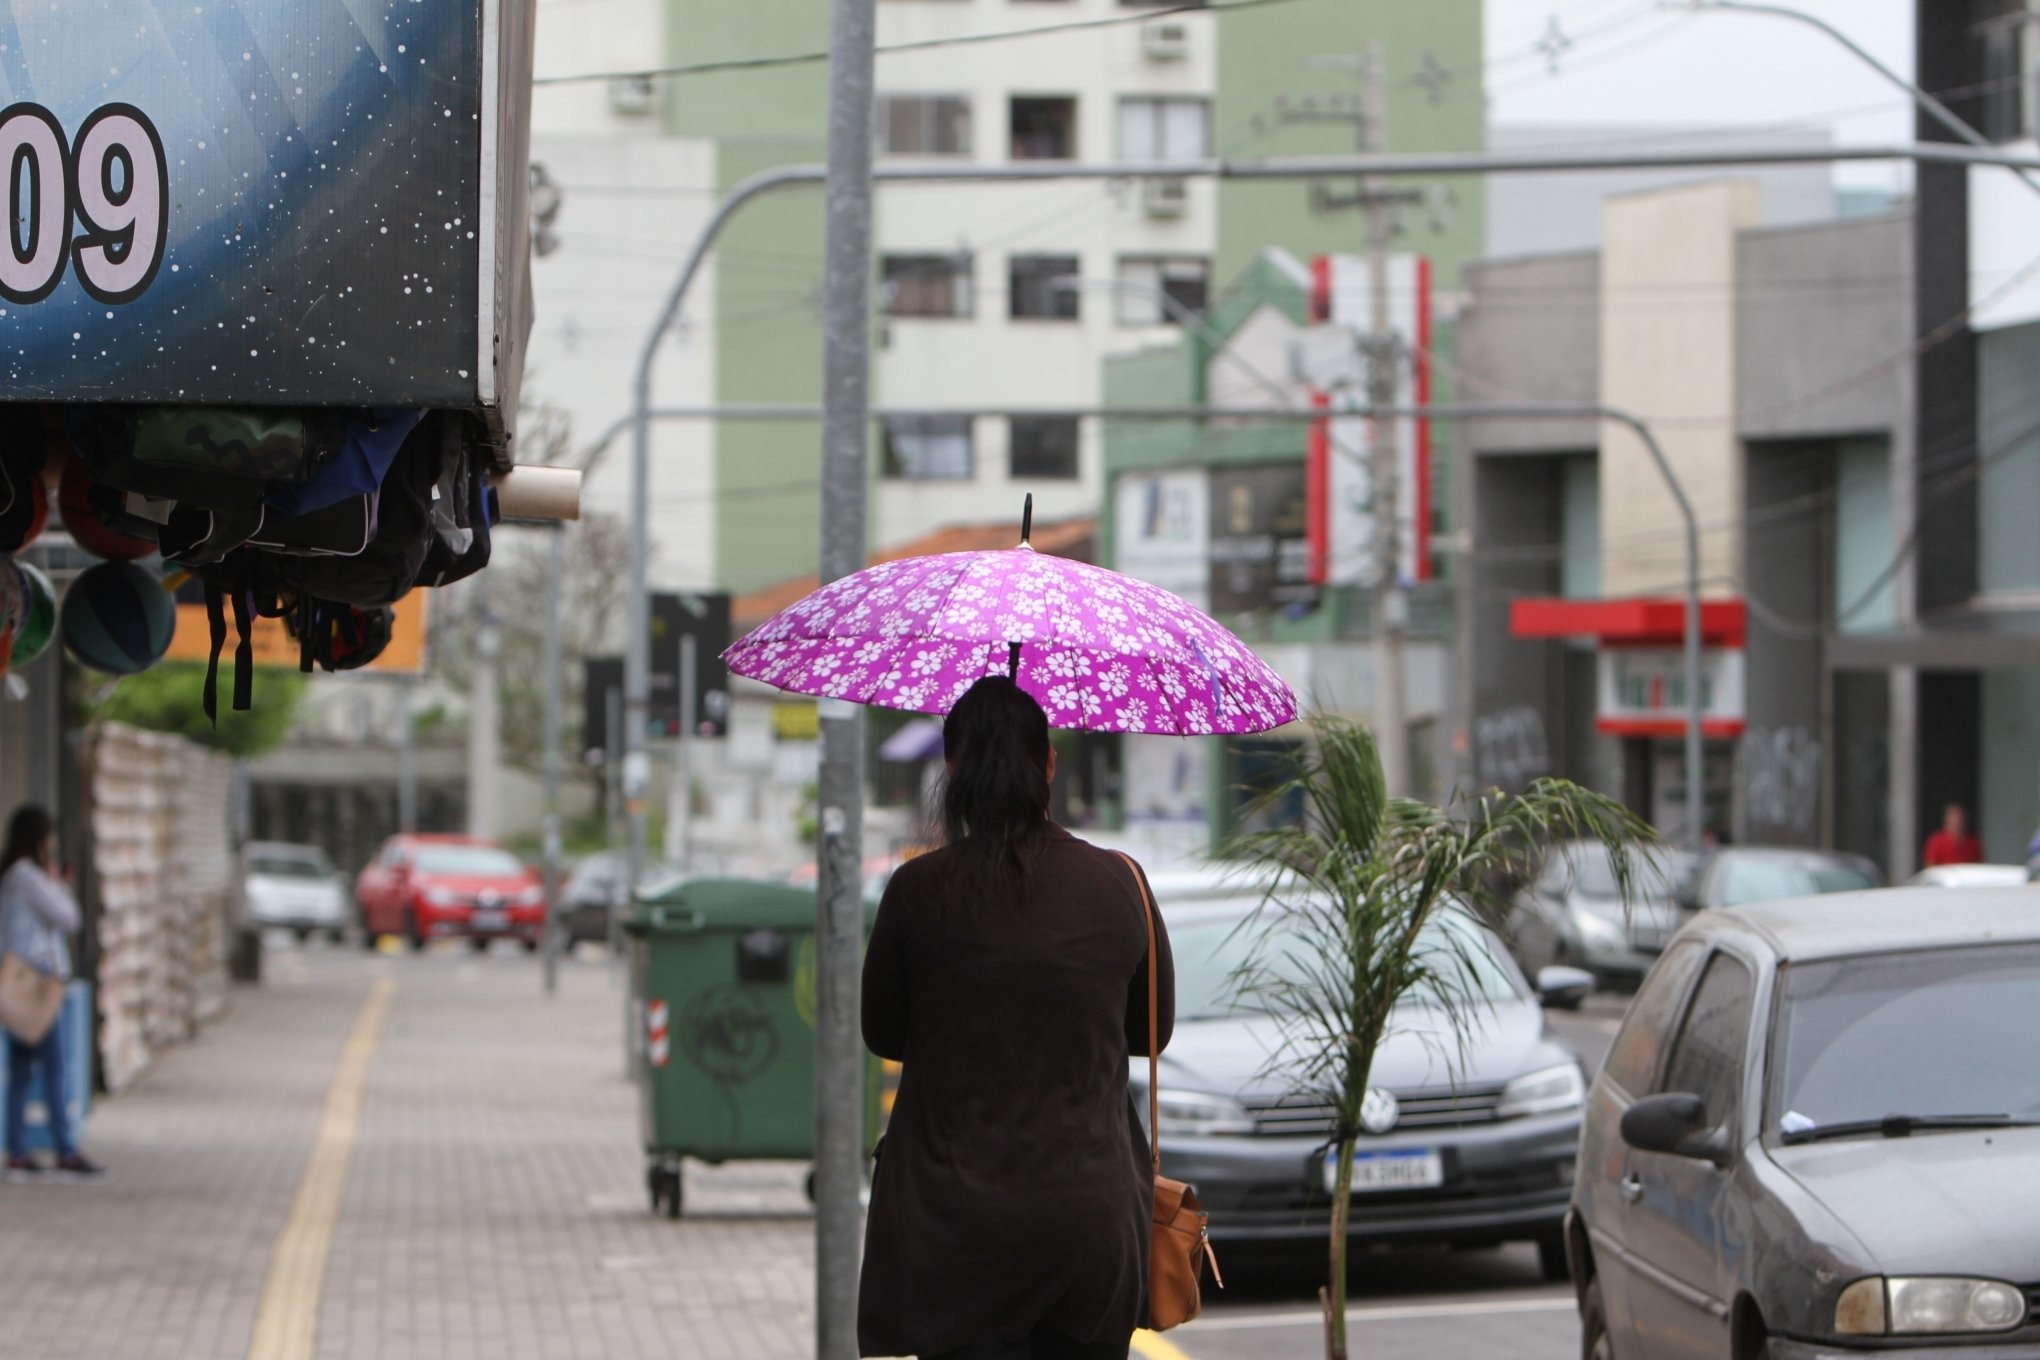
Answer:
1132, 1329, 1198, 1360
1181, 1292, 1574, 1334
245, 977, 395, 1360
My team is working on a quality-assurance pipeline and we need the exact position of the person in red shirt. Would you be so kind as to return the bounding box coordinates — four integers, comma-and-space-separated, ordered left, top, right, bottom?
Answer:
1922, 802, 1984, 867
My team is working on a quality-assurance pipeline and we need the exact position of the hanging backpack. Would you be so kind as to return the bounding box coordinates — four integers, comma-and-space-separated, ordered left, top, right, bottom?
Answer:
0, 411, 49, 554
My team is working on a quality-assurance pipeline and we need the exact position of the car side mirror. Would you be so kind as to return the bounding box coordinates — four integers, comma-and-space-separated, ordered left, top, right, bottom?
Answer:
1536, 965, 1594, 1010
1621, 1092, 1732, 1167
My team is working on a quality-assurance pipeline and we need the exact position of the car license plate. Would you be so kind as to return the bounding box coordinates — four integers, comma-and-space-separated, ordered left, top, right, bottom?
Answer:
472, 909, 507, 931
1324, 1148, 1444, 1194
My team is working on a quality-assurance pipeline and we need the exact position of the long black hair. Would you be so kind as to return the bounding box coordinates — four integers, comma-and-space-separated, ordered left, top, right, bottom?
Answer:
941, 676, 1052, 901
1, 805, 53, 877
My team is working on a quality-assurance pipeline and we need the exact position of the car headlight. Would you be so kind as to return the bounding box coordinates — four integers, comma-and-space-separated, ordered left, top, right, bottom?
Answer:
515, 887, 544, 907
1152, 1090, 1256, 1138
1836, 1277, 2028, 1336
422, 886, 464, 908
1495, 1062, 1585, 1119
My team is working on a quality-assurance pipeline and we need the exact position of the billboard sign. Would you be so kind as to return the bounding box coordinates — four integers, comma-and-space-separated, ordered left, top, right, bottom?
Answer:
1304, 253, 1431, 588
0, 0, 532, 414
1596, 647, 1747, 738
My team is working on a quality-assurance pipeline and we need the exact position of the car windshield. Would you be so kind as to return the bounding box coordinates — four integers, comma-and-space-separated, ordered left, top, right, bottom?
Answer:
1565, 845, 1694, 902
1771, 942, 2040, 1135
250, 853, 331, 879
1170, 906, 1523, 1022
1718, 856, 1878, 907
412, 846, 524, 877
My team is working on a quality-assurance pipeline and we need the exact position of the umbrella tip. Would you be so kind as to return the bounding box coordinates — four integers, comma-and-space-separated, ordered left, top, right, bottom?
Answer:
1019, 493, 1033, 548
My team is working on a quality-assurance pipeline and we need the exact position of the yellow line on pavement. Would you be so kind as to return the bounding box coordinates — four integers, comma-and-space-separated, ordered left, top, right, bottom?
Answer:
1132, 1329, 1197, 1360
246, 977, 395, 1360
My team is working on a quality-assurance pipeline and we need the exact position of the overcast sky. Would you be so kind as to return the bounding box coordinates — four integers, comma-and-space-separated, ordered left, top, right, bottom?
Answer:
1484, 0, 1916, 188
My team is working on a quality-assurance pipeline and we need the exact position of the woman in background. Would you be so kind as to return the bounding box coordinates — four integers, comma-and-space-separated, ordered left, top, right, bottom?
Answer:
1, 805, 102, 1180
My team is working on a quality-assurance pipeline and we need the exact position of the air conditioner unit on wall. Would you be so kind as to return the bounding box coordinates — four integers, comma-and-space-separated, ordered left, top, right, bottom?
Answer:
1141, 20, 1190, 61
1142, 177, 1190, 219
608, 74, 659, 116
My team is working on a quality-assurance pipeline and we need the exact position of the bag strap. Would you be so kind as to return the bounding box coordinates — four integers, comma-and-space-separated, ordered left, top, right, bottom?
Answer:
1117, 851, 1161, 1175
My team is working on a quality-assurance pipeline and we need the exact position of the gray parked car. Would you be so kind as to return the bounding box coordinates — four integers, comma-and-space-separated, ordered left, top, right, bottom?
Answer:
1567, 888, 2040, 1359
1509, 841, 1697, 993
1683, 845, 1881, 909
1145, 896, 1596, 1278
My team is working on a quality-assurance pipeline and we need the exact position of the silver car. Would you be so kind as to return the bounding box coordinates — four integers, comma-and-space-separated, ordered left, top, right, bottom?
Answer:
239, 841, 348, 941
1141, 896, 1595, 1278
1508, 841, 1696, 993
1568, 888, 2040, 1358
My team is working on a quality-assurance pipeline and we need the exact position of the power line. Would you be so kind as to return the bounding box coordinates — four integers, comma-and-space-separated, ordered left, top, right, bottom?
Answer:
532, 0, 1305, 89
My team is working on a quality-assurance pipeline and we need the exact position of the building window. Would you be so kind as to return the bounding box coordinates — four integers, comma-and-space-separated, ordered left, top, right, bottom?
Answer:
882, 415, 974, 480
1115, 256, 1209, 324
1010, 96, 1077, 161
878, 95, 972, 157
1009, 254, 1081, 319
881, 253, 973, 317
1009, 417, 1080, 480
1117, 96, 1210, 161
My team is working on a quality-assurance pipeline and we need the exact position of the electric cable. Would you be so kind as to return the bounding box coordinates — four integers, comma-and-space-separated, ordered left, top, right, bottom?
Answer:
533, 0, 1307, 89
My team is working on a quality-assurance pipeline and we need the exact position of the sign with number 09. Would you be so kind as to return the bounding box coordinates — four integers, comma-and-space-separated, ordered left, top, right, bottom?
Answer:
1, 102, 167, 307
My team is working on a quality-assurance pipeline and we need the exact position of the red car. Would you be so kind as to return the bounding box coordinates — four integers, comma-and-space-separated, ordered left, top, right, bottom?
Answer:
355, 835, 545, 952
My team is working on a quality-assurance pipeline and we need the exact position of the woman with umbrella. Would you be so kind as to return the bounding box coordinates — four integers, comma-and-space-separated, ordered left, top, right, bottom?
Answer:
724, 500, 1297, 1357
856, 675, 1172, 1360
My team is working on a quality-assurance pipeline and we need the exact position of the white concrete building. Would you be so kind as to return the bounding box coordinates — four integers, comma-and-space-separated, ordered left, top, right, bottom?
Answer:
869, 0, 1220, 549
527, 0, 720, 590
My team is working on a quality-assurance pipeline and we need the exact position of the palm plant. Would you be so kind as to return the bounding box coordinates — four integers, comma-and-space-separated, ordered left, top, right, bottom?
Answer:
1228, 715, 1658, 1360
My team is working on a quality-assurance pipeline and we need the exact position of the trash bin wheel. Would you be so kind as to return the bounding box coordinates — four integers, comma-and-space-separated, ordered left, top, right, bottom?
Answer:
647, 1164, 683, 1219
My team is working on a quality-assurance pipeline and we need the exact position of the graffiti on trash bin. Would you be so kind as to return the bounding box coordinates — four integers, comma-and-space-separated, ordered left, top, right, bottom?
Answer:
678, 986, 780, 1141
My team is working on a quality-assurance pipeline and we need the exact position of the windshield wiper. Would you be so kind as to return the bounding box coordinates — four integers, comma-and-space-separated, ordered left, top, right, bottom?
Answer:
1781, 1113, 2038, 1145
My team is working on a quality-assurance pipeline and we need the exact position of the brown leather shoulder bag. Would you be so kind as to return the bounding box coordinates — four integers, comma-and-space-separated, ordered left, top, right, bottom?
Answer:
1118, 852, 1221, 1331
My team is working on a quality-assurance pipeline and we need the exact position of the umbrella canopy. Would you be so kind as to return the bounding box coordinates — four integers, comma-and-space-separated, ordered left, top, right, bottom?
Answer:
724, 548, 1296, 736
877, 717, 946, 763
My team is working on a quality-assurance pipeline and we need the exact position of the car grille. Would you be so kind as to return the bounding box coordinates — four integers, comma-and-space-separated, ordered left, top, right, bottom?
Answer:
1242, 1084, 1508, 1137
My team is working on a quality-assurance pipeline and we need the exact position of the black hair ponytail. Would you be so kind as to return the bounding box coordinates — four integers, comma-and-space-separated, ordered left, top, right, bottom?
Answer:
940, 676, 1052, 903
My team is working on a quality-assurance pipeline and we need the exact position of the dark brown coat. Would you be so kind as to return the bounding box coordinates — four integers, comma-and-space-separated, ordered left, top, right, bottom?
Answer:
857, 825, 1176, 1358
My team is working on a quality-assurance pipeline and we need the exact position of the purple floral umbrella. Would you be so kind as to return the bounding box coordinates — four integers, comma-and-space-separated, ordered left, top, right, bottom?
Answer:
724, 529, 1297, 737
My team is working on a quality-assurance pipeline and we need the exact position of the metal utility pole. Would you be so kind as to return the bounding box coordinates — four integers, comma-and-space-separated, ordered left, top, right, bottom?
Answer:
668, 634, 698, 867
541, 528, 565, 996
466, 573, 502, 839
396, 675, 418, 833
815, 0, 877, 1353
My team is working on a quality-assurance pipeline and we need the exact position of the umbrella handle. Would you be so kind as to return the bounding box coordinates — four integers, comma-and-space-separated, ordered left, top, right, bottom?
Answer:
1007, 641, 1021, 678
1019, 493, 1033, 548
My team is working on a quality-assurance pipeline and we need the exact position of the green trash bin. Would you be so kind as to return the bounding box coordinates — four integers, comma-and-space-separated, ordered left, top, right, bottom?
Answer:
625, 876, 883, 1218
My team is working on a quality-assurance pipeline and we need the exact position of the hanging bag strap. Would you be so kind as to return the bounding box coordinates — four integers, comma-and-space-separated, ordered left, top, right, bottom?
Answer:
1116, 851, 1161, 1174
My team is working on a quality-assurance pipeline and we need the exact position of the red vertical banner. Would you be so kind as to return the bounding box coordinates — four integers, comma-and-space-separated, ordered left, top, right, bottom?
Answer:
1414, 254, 1433, 582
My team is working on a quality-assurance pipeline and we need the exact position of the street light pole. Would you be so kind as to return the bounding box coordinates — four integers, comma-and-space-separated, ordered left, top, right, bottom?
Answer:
814, 0, 878, 1354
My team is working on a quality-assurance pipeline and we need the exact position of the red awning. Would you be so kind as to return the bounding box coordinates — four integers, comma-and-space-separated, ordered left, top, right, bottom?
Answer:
1509, 597, 1746, 648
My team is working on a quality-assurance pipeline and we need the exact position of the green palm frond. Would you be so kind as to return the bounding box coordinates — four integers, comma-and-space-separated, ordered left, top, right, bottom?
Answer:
1222, 714, 1660, 1360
